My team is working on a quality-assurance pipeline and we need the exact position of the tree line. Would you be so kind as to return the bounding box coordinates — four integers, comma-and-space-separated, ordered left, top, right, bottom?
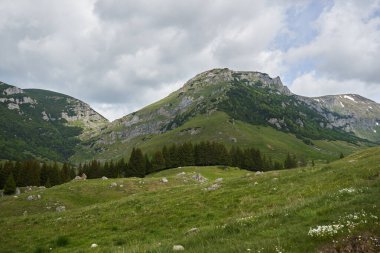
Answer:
1, 141, 299, 194
0, 160, 75, 194
79, 141, 297, 179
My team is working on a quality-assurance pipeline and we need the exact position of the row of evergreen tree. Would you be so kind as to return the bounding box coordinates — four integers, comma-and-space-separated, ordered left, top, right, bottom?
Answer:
0, 160, 75, 191
1, 141, 299, 193
79, 142, 297, 179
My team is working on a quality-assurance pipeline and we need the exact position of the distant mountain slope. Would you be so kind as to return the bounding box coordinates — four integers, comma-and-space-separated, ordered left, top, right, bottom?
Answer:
300, 94, 380, 142
0, 81, 108, 161
73, 68, 379, 162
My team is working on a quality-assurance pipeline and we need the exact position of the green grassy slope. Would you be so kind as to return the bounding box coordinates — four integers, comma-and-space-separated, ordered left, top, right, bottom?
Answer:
72, 111, 366, 163
1, 147, 379, 252
0, 83, 108, 161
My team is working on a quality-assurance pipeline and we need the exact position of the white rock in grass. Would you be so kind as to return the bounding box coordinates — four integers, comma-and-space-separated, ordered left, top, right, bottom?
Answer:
173, 245, 185, 251
110, 182, 117, 188
91, 243, 98, 248
177, 172, 186, 177
161, 177, 169, 183
215, 178, 223, 182
192, 173, 208, 183
56, 206, 66, 212
204, 183, 221, 191
27, 195, 38, 201
101, 176, 108, 180
186, 227, 199, 235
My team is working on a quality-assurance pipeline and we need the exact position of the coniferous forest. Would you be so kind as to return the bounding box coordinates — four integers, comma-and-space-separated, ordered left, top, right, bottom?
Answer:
0, 141, 298, 193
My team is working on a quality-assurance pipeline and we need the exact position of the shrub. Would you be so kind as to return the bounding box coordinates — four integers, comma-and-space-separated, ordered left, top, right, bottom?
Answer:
3, 173, 16, 195
56, 236, 69, 247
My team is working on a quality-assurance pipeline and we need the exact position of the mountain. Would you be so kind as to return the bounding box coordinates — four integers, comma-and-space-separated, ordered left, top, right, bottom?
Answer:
0, 81, 108, 161
72, 68, 380, 162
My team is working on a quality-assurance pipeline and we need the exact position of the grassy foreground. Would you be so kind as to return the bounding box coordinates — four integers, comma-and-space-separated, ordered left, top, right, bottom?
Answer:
0, 148, 379, 252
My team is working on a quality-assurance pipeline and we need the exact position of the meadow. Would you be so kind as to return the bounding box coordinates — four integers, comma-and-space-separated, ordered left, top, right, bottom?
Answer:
0, 147, 379, 252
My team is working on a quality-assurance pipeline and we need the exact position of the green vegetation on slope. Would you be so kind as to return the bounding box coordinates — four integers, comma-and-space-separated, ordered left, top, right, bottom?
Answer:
0, 147, 379, 252
0, 83, 108, 162
0, 102, 81, 161
72, 112, 365, 163
218, 82, 363, 143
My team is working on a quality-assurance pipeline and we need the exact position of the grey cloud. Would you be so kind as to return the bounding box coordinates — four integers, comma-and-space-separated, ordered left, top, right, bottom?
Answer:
0, 0, 379, 121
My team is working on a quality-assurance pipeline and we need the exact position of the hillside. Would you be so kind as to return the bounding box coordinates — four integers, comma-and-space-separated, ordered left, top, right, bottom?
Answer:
72, 68, 379, 163
0, 81, 108, 161
1, 147, 379, 252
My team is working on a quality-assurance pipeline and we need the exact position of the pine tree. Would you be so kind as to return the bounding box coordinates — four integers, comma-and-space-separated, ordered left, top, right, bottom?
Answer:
162, 146, 171, 169
45, 177, 52, 188
40, 163, 49, 186
1, 161, 13, 188
127, 148, 146, 177
116, 158, 126, 177
284, 153, 297, 169
169, 144, 179, 168
151, 150, 166, 172
4, 173, 16, 195
61, 163, 71, 183
145, 154, 152, 174
49, 162, 61, 186
178, 142, 194, 166
0, 163, 6, 189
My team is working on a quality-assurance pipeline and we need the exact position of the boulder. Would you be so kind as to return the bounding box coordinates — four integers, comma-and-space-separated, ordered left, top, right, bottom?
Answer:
192, 173, 208, 183
91, 243, 98, 248
74, 173, 87, 180
101, 176, 108, 180
15, 187, 21, 195
204, 183, 221, 191
215, 178, 223, 183
173, 245, 185, 251
56, 206, 66, 212
110, 182, 117, 188
161, 177, 169, 183
177, 172, 186, 177
27, 195, 36, 201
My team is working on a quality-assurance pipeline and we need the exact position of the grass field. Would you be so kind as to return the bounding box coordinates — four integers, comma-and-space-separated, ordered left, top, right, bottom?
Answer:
1, 147, 379, 252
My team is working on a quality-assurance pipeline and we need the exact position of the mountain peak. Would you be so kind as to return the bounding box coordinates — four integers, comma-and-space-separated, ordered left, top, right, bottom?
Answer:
183, 68, 292, 95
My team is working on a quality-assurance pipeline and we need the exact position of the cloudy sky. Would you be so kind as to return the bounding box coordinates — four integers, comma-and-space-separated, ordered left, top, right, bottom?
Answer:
1, 0, 379, 121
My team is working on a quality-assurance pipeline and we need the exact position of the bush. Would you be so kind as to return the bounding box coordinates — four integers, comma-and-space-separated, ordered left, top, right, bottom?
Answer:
3, 173, 16, 195
56, 236, 69, 247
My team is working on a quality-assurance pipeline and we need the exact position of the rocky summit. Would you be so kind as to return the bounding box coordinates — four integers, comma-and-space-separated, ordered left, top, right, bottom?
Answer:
72, 68, 379, 163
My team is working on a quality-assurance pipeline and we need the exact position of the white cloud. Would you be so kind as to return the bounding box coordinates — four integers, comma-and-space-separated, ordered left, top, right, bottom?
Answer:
290, 71, 380, 102
287, 1, 380, 83
0, 0, 379, 121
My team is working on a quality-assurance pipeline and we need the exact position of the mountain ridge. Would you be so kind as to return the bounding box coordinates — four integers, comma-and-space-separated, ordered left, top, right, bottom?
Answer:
71, 68, 379, 163
1, 68, 379, 163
